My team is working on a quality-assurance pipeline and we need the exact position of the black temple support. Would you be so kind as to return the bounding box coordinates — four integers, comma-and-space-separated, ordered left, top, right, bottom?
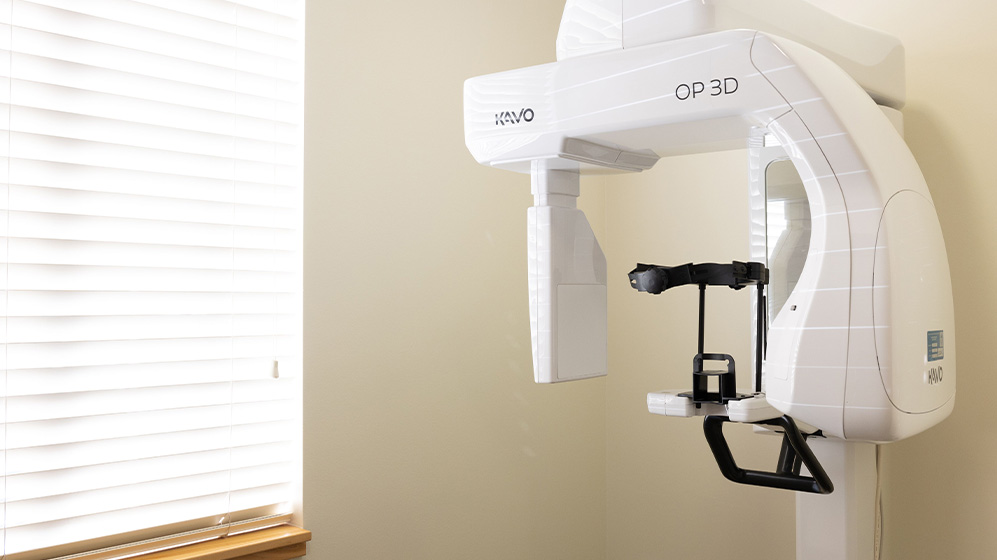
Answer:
629, 261, 768, 294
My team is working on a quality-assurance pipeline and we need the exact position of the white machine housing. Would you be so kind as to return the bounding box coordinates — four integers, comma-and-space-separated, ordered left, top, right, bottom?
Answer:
463, 0, 955, 442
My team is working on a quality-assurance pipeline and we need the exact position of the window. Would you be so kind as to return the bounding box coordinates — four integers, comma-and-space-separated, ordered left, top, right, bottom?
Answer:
0, 1, 304, 559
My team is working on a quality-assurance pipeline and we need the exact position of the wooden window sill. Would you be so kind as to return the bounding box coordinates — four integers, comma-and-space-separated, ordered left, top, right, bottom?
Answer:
134, 525, 311, 560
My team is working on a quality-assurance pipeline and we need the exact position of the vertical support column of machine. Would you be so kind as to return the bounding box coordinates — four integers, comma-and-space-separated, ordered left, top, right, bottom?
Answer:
797, 439, 877, 560
528, 160, 607, 383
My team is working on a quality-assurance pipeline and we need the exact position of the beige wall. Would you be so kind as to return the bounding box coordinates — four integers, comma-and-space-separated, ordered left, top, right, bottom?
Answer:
303, 1, 604, 559
306, 1, 997, 559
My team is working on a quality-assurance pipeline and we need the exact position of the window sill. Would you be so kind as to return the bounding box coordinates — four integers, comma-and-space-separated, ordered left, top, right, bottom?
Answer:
134, 525, 311, 560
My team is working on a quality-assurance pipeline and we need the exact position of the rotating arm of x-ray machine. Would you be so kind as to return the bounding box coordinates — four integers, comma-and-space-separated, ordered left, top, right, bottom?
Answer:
464, 8, 955, 445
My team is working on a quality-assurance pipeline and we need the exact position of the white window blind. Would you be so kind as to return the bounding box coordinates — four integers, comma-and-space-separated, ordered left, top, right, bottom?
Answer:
0, 1, 304, 558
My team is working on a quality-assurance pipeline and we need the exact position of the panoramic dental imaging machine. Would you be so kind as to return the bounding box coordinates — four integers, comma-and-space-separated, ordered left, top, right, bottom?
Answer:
464, 0, 955, 558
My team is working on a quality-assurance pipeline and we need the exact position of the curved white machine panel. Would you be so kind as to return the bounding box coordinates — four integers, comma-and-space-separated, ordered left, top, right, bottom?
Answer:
464, 26, 955, 442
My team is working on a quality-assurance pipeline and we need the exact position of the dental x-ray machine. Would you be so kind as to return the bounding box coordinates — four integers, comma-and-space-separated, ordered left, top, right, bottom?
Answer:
464, 1, 955, 558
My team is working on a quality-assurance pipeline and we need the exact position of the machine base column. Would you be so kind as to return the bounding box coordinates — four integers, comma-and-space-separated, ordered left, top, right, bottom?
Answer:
797, 439, 878, 560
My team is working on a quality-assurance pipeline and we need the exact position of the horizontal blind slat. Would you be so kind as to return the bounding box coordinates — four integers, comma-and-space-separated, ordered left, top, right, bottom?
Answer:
10, 133, 296, 181
31, 0, 300, 37
8, 357, 296, 396
8, 239, 295, 272
11, 79, 299, 143
11, 24, 298, 93
10, 105, 294, 164
7, 427, 234, 475
8, 406, 295, 449
6, 214, 295, 250
129, 0, 300, 37
8, 335, 296, 369
8, 194, 298, 233
8, 463, 294, 523
5, 497, 230, 554
7, 421, 294, 476
228, 484, 293, 515
7, 52, 299, 122
8, 159, 297, 203
9, 382, 296, 423
8, 472, 234, 527
19, 0, 300, 71
8, 383, 237, 422
9, 292, 294, 317
8, 264, 296, 293
6, 314, 295, 343
9, 443, 293, 501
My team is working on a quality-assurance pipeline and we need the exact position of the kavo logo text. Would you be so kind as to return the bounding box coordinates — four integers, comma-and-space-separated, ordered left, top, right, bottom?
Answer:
495, 108, 535, 126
